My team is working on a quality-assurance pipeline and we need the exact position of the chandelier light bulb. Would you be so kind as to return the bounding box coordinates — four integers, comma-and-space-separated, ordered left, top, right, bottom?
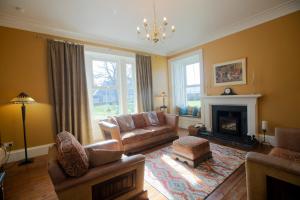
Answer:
143, 18, 147, 25
146, 33, 150, 39
163, 17, 167, 22
171, 25, 176, 32
137, 26, 140, 33
162, 33, 166, 38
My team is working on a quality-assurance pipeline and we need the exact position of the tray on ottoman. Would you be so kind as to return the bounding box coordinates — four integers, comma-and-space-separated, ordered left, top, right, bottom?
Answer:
172, 136, 212, 167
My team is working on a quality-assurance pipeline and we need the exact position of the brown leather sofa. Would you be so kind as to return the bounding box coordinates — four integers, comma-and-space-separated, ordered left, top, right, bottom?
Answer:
48, 139, 147, 200
246, 128, 300, 200
99, 112, 179, 154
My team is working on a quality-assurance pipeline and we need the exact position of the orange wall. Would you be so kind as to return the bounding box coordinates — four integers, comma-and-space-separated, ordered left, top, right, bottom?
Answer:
169, 11, 300, 135
0, 27, 55, 149
0, 26, 168, 149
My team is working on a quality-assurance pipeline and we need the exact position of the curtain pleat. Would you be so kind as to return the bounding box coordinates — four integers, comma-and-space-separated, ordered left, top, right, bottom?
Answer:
48, 40, 92, 144
136, 54, 153, 112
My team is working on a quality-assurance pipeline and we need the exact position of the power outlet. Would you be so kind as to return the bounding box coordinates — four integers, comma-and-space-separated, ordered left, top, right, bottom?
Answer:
3, 141, 13, 148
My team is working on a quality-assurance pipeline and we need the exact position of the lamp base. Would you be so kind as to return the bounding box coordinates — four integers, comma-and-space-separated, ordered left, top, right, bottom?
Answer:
18, 158, 33, 166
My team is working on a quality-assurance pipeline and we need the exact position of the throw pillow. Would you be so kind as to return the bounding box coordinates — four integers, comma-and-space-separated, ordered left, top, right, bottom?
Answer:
132, 113, 146, 128
108, 116, 119, 126
148, 111, 159, 125
56, 131, 89, 177
156, 111, 166, 125
187, 106, 193, 115
192, 107, 199, 117
116, 115, 135, 132
142, 112, 151, 126
87, 149, 123, 168
179, 107, 188, 116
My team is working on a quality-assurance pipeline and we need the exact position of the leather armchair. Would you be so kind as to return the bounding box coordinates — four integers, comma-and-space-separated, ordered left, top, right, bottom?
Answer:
246, 128, 300, 200
48, 140, 148, 200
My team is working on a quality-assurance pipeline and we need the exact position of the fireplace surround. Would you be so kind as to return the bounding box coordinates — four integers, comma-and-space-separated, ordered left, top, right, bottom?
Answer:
201, 94, 262, 147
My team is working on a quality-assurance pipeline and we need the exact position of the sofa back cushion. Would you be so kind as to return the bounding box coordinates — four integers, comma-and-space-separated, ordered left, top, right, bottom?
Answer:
156, 111, 166, 125
132, 113, 146, 128
116, 115, 135, 132
56, 131, 89, 177
87, 149, 123, 168
142, 112, 151, 126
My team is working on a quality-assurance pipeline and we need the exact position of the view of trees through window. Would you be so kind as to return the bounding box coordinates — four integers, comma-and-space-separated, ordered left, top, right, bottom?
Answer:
86, 52, 137, 120
186, 62, 201, 107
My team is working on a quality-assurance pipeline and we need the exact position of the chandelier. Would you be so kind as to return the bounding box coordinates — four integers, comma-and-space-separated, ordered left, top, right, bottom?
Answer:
136, 0, 175, 43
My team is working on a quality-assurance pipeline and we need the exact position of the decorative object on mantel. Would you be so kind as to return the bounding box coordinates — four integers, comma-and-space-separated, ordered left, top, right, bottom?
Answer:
136, 0, 175, 44
213, 58, 246, 86
221, 87, 237, 95
11, 92, 36, 165
261, 120, 270, 146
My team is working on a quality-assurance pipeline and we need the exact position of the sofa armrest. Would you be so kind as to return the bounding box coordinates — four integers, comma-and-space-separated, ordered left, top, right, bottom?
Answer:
275, 128, 300, 152
165, 114, 179, 130
48, 145, 67, 184
84, 139, 120, 151
54, 154, 146, 192
246, 152, 300, 200
99, 121, 122, 144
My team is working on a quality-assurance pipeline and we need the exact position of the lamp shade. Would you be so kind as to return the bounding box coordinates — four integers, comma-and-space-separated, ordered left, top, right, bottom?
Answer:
11, 92, 36, 104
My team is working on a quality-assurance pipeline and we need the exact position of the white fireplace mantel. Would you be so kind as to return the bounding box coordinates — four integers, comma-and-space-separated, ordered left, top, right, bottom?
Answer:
201, 94, 262, 136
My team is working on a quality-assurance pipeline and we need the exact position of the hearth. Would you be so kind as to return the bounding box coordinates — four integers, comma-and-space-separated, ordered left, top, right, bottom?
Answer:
199, 104, 257, 148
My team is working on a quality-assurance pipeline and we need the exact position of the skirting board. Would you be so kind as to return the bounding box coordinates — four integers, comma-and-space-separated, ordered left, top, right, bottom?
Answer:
257, 134, 275, 146
7, 143, 54, 163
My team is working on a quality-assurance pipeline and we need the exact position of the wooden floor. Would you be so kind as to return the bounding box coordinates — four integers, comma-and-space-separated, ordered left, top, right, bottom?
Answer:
3, 129, 271, 200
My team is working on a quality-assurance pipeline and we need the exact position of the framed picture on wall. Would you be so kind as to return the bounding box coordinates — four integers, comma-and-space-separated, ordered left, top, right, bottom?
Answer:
213, 58, 246, 86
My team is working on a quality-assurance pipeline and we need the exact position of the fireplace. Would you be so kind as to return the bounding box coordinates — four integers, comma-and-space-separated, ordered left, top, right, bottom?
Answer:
212, 105, 249, 142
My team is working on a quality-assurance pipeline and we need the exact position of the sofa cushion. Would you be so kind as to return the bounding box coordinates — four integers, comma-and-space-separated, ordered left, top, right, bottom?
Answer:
156, 111, 166, 125
148, 111, 159, 125
87, 148, 123, 168
132, 113, 146, 128
121, 129, 153, 144
269, 147, 300, 163
116, 115, 135, 132
144, 125, 173, 136
56, 131, 89, 177
142, 112, 151, 126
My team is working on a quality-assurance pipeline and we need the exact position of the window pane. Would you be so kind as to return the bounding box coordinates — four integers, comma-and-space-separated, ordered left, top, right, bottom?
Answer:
126, 64, 136, 113
186, 86, 201, 107
186, 63, 200, 86
92, 88, 119, 119
92, 60, 117, 88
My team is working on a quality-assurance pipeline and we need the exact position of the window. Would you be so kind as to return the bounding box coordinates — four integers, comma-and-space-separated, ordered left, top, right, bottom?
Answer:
185, 63, 201, 107
169, 51, 203, 112
85, 50, 137, 140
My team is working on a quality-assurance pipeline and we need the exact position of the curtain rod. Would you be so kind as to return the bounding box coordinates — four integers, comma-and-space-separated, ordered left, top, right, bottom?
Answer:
35, 33, 153, 56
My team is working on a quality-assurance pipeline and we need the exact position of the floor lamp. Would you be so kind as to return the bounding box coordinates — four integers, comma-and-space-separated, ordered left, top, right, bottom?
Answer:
11, 92, 36, 165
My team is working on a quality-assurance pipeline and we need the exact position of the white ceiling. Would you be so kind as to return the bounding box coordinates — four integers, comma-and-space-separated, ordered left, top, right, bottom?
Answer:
0, 0, 299, 56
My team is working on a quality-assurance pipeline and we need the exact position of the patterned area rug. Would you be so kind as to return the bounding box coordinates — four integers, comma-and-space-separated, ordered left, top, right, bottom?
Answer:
144, 143, 246, 200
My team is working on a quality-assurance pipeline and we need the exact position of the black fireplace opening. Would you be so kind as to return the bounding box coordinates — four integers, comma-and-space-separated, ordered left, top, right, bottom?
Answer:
212, 105, 248, 140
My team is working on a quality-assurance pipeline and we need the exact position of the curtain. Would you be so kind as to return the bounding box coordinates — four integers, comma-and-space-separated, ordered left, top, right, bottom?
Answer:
136, 54, 153, 112
171, 60, 186, 109
48, 40, 92, 144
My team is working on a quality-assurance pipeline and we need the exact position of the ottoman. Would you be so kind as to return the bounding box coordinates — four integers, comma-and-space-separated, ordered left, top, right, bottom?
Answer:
172, 136, 212, 167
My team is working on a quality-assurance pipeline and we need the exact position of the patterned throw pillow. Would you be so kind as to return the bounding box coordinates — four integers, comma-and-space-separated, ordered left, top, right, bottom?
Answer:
116, 115, 135, 132
148, 111, 160, 125
56, 131, 89, 177
142, 112, 151, 126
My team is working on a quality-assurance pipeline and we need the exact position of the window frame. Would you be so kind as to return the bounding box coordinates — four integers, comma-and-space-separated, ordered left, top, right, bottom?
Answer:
168, 49, 204, 113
